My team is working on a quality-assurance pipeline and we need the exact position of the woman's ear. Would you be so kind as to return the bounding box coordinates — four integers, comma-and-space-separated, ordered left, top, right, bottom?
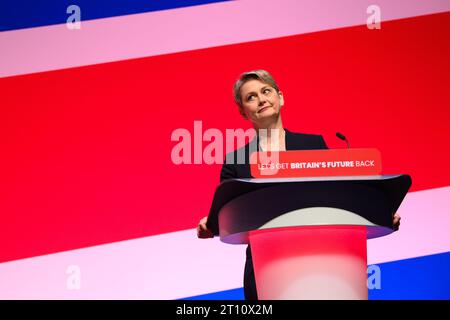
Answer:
278, 91, 285, 108
239, 107, 248, 119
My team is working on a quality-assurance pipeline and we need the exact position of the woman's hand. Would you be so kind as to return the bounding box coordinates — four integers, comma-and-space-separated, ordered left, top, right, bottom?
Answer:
393, 213, 401, 231
197, 216, 214, 238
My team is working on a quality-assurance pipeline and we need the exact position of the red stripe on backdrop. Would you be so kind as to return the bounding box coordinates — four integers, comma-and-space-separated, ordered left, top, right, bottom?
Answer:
1, 12, 449, 263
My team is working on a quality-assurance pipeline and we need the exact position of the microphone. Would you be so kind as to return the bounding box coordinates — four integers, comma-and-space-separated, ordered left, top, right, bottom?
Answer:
336, 132, 350, 148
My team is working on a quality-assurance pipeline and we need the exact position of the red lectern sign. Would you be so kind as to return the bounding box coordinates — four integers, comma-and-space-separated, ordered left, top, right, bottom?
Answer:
250, 148, 381, 178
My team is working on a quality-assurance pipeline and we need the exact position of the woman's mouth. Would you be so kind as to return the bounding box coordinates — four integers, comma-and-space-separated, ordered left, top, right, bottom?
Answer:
258, 106, 271, 113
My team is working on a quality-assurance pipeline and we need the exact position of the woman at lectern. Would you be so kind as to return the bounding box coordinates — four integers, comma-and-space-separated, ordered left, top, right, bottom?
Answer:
196, 69, 401, 300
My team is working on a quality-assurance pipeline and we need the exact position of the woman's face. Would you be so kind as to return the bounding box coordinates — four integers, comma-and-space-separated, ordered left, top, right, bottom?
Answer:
239, 79, 284, 126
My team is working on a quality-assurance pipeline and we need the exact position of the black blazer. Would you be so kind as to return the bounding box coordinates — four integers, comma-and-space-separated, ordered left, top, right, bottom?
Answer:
219, 129, 328, 300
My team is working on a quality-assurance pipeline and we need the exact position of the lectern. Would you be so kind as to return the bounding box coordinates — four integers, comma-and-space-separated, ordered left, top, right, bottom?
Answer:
207, 175, 412, 300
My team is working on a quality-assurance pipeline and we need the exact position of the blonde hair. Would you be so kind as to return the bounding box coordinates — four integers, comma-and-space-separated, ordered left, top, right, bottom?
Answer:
233, 70, 280, 107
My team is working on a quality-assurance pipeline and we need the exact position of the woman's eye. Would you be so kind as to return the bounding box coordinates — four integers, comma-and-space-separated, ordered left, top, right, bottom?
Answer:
247, 95, 255, 101
263, 89, 271, 94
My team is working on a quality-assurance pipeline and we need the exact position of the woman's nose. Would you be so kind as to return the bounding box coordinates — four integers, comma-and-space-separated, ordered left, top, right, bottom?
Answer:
258, 94, 268, 105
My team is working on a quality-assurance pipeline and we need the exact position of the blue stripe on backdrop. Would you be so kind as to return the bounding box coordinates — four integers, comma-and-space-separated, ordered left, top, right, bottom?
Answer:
0, 0, 231, 32
183, 251, 450, 300
182, 288, 245, 300
369, 251, 450, 300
